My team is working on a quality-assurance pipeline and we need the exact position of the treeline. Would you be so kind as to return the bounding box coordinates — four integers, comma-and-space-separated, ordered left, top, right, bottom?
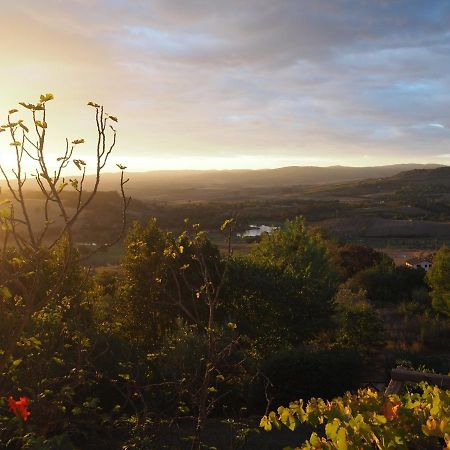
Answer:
72, 191, 352, 239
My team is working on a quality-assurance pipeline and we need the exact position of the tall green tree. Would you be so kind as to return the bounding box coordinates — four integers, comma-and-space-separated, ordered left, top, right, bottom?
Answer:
118, 218, 222, 346
223, 257, 317, 354
118, 218, 171, 343
249, 217, 337, 332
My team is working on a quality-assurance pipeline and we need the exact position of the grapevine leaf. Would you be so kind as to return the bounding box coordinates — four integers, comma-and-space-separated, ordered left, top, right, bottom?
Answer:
260, 415, 272, 432
336, 427, 348, 450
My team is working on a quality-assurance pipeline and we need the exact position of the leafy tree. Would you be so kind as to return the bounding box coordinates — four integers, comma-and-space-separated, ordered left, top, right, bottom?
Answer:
119, 218, 241, 447
426, 246, 450, 316
117, 218, 171, 344
223, 256, 332, 355
347, 257, 395, 302
250, 217, 337, 327
118, 218, 222, 346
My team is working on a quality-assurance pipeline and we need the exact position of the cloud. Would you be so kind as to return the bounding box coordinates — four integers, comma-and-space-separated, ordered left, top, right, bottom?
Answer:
0, 0, 450, 169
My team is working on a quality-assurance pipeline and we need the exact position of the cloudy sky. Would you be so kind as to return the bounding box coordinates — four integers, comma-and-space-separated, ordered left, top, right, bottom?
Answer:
1, 0, 450, 171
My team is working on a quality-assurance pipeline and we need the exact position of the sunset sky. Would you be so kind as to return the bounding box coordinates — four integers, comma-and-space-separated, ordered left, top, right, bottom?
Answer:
1, 0, 450, 171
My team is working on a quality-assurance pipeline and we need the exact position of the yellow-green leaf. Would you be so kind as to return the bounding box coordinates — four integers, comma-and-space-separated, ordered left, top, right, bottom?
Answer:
19, 102, 36, 110
35, 120, 47, 129
260, 415, 272, 431
40, 93, 54, 102
19, 122, 29, 133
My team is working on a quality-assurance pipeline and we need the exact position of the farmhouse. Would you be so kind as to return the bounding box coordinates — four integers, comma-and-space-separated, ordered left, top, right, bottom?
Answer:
405, 254, 433, 272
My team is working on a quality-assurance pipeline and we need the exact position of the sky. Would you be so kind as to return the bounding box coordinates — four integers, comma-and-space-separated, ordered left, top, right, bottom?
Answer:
0, 0, 450, 172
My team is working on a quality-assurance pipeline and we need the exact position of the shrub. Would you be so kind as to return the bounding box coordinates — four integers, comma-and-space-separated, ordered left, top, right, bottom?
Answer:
426, 245, 450, 316
333, 286, 385, 349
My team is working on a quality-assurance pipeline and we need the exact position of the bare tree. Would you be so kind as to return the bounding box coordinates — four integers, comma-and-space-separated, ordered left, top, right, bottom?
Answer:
0, 93, 130, 372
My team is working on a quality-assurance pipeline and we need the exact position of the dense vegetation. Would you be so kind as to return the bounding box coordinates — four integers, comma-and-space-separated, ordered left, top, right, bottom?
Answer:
261, 383, 450, 449
0, 97, 449, 449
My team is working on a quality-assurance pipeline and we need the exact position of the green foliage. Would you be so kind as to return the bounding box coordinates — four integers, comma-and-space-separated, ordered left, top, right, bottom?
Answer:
250, 217, 337, 322
0, 240, 85, 359
118, 218, 171, 343
261, 383, 450, 449
252, 218, 336, 286
223, 256, 331, 355
348, 258, 426, 304
118, 218, 222, 347
333, 287, 385, 349
426, 246, 450, 316
1, 271, 110, 447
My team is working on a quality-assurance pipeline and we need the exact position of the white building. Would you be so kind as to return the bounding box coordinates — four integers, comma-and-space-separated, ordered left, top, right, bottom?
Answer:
405, 254, 433, 272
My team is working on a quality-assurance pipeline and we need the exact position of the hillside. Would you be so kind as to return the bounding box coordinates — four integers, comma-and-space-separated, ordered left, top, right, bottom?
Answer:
86, 163, 443, 201
303, 166, 450, 245
1, 164, 443, 202
307, 166, 450, 199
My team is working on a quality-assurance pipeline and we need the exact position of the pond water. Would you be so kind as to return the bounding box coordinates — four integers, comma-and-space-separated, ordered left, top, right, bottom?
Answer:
237, 224, 278, 238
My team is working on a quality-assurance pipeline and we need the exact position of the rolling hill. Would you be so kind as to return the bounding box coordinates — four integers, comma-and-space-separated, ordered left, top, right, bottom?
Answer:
306, 166, 450, 199
85, 163, 444, 200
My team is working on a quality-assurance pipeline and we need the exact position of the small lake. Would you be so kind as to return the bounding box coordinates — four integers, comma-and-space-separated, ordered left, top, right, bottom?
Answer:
237, 224, 278, 237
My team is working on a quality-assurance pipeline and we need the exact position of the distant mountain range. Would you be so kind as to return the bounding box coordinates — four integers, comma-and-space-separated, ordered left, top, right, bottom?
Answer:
87, 163, 444, 197
3, 163, 445, 201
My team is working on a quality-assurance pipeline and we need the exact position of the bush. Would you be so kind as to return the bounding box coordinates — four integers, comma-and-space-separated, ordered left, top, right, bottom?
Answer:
222, 257, 333, 355
426, 245, 450, 316
333, 287, 385, 349
348, 262, 426, 304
